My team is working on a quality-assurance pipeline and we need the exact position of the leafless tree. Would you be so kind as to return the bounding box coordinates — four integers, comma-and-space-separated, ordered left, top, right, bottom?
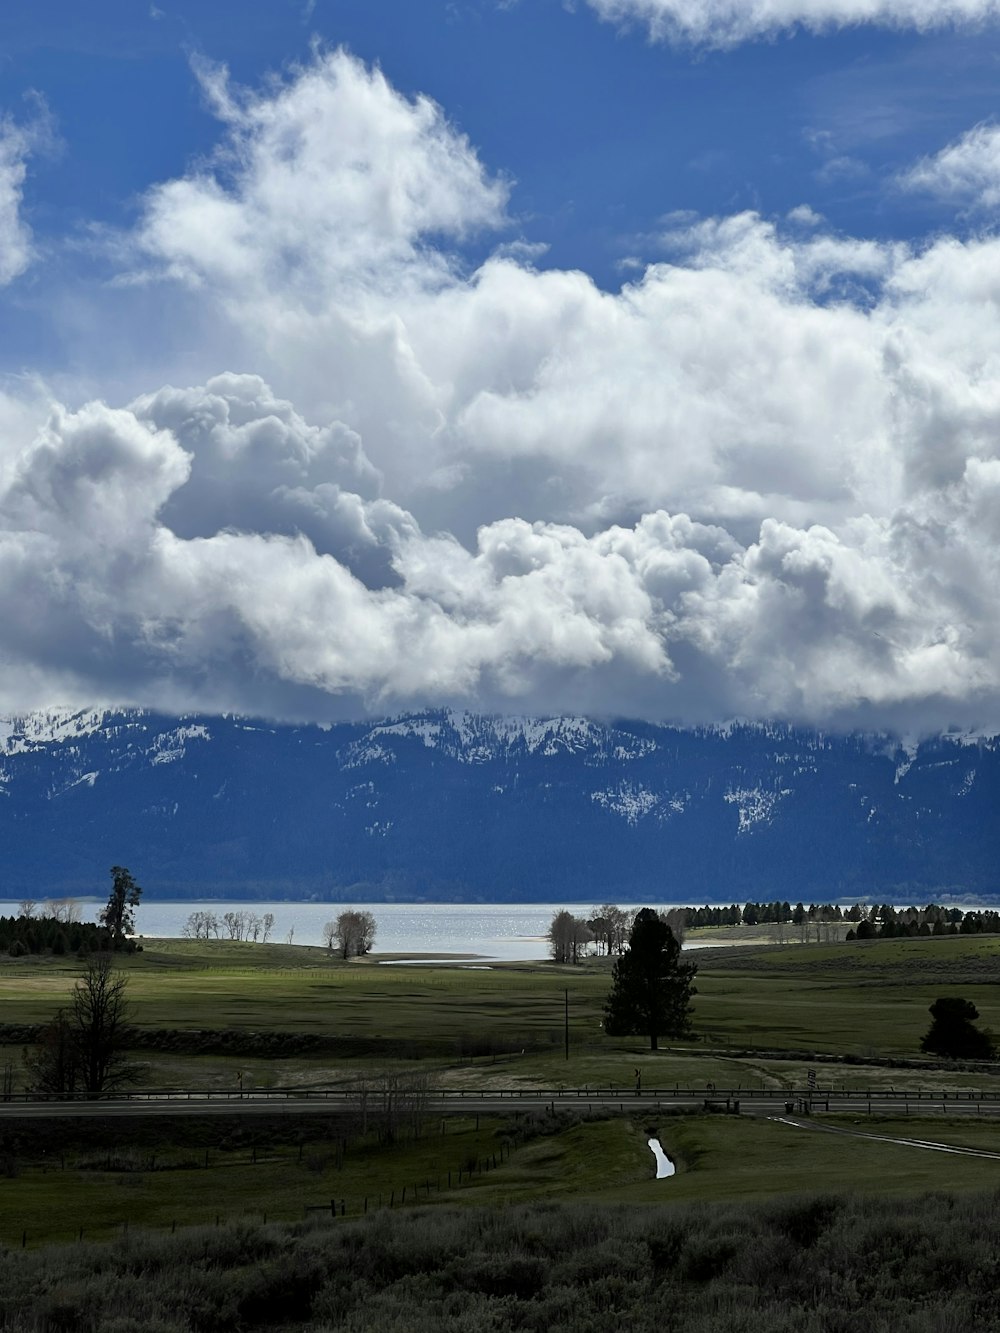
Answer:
660, 907, 687, 946
183, 910, 218, 940
261, 912, 275, 943
351, 1071, 430, 1143
25, 956, 136, 1099
548, 910, 592, 964
72, 954, 137, 1097
17, 899, 36, 920
588, 903, 631, 955
222, 910, 250, 941
44, 897, 81, 924
332, 910, 377, 959
24, 1010, 81, 1099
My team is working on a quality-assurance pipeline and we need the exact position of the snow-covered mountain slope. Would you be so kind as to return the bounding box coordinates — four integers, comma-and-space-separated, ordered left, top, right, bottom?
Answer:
0, 708, 996, 901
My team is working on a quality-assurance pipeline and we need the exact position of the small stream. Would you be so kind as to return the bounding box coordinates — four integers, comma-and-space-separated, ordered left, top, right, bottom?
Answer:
648, 1138, 675, 1179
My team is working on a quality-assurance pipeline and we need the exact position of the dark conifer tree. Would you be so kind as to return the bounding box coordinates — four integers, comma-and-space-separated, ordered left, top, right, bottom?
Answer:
603, 909, 697, 1051
99, 866, 142, 947
921, 998, 994, 1060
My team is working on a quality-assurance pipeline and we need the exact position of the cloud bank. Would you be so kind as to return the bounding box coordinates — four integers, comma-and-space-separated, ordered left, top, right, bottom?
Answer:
585, 0, 1000, 46
2, 52, 1000, 732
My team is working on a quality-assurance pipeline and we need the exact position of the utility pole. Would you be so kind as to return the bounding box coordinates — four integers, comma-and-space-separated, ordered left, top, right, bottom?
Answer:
564, 988, 569, 1061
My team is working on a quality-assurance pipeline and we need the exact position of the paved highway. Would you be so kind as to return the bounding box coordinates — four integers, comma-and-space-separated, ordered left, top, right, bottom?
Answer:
1, 1087, 998, 1119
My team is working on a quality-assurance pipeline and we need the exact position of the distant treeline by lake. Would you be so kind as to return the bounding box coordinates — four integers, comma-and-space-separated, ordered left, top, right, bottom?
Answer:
1, 897, 999, 959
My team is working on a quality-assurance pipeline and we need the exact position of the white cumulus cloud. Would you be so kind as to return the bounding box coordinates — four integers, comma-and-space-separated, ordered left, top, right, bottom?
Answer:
584, 0, 1000, 45
2, 52, 1000, 731
900, 122, 1000, 210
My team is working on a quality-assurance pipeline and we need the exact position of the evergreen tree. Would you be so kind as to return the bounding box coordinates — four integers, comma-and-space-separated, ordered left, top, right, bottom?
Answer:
99, 866, 141, 947
921, 997, 994, 1060
603, 909, 697, 1051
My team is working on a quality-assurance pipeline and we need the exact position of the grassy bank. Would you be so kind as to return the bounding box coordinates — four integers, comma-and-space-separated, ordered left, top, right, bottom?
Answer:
3, 1104, 1000, 1247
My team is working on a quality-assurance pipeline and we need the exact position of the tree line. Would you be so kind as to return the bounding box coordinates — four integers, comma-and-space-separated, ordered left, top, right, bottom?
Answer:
0, 867, 143, 957
847, 904, 1000, 939
183, 909, 276, 942
175, 907, 379, 956
548, 899, 1000, 962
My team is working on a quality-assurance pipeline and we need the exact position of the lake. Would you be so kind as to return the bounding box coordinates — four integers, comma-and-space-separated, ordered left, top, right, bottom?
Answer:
0, 899, 690, 962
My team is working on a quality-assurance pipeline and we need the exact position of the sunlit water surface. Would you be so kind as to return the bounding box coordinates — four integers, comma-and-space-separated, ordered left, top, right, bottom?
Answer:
0, 900, 696, 961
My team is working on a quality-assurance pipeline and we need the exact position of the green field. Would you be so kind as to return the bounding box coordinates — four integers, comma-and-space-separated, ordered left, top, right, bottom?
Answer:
4, 932, 1000, 1079
3, 1107, 1000, 1249
4, 931, 1000, 1245
3, 932, 1000, 1048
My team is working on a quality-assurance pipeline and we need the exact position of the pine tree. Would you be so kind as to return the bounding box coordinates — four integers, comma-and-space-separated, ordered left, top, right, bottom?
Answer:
99, 866, 142, 947
921, 997, 994, 1060
603, 909, 697, 1051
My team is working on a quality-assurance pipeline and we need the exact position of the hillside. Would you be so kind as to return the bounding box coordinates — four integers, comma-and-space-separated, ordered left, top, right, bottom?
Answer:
0, 709, 996, 901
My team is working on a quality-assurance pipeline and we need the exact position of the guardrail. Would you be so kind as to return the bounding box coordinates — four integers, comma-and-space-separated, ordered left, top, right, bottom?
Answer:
2, 1085, 998, 1105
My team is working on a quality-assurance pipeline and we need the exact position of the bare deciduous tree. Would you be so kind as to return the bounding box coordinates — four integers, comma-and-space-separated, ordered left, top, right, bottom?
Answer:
72, 954, 137, 1098
331, 910, 377, 959
44, 897, 81, 924
24, 1011, 81, 1099
587, 904, 630, 956
183, 910, 218, 940
25, 956, 136, 1099
351, 1071, 430, 1144
548, 910, 592, 964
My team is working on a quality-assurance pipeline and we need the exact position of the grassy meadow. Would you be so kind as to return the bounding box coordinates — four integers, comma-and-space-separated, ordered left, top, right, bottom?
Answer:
3, 930, 1000, 1077
1, 927, 1000, 1050
4, 929, 1000, 1250
4, 1104, 1000, 1249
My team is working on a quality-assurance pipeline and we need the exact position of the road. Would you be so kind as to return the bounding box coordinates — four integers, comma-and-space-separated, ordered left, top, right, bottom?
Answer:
1, 1087, 999, 1119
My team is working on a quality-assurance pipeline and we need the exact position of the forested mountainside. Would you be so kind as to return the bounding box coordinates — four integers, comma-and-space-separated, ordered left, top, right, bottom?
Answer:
0, 708, 996, 901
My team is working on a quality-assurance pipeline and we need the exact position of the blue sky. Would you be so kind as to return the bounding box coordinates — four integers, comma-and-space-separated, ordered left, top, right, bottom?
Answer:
2, 0, 1000, 731
4, 2, 1000, 285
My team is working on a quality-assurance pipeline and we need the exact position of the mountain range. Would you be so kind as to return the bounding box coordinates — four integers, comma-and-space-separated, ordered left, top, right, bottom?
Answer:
0, 709, 996, 903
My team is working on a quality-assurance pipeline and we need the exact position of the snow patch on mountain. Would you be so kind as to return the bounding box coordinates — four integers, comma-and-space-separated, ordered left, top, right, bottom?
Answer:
0, 708, 112, 756
149, 725, 211, 765
591, 782, 659, 825
340, 739, 397, 768
724, 785, 791, 833
893, 738, 921, 784
49, 769, 99, 799
341, 711, 614, 766
456, 713, 604, 755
